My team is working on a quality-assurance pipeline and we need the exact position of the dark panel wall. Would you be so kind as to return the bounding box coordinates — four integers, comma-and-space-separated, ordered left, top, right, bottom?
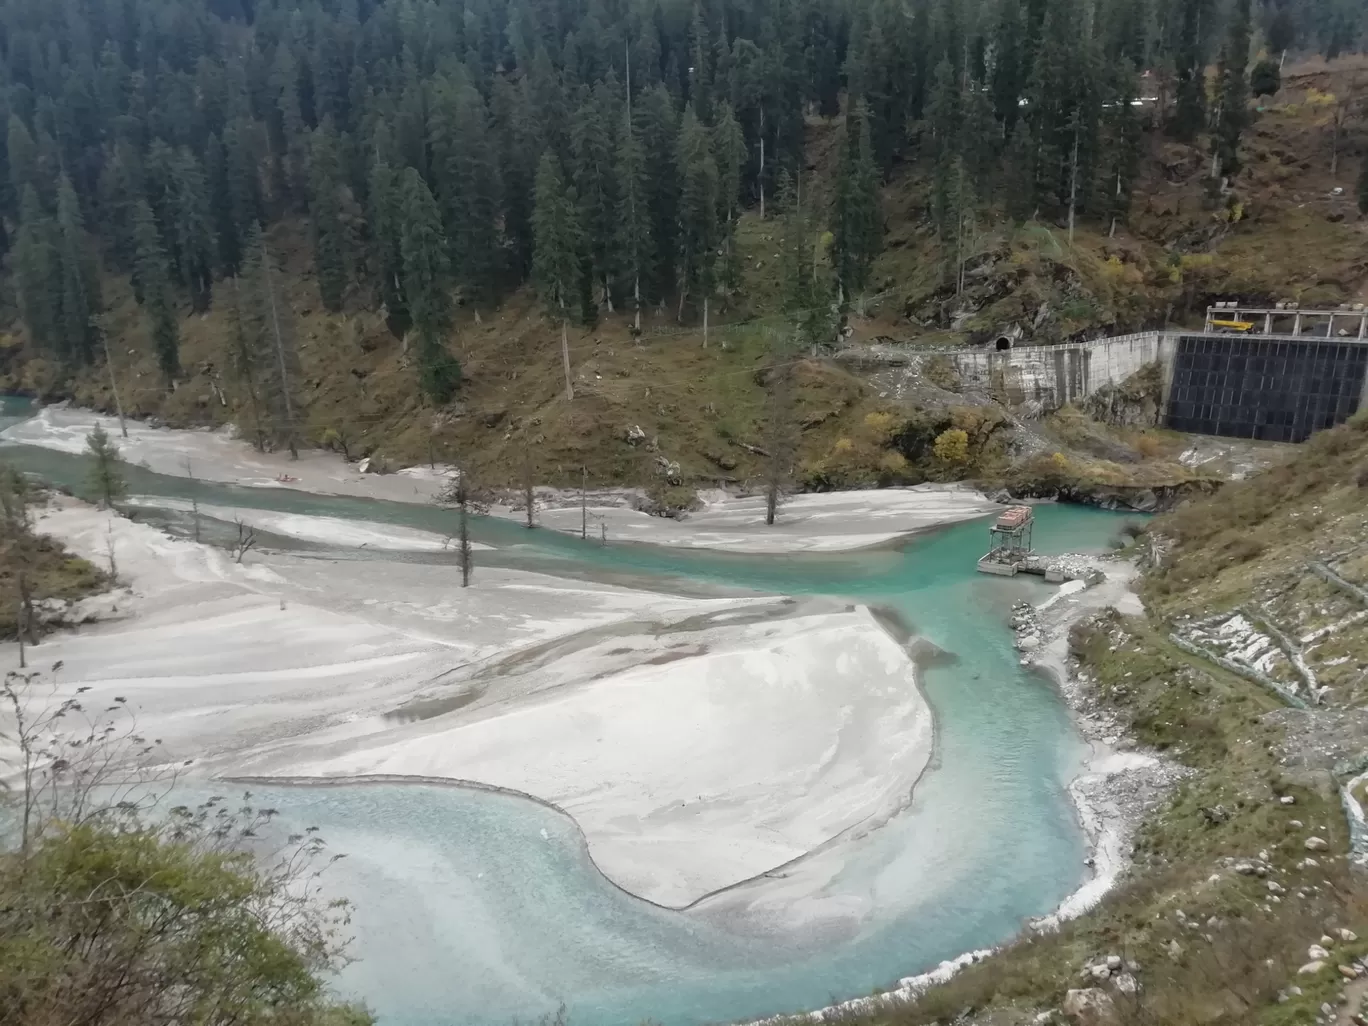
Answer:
1165, 335, 1368, 442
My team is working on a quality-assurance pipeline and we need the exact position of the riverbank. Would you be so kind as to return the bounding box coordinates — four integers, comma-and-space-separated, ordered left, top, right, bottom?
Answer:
2, 405, 1001, 552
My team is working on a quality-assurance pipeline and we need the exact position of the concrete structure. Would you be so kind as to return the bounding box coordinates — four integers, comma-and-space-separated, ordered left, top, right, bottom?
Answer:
876, 330, 1368, 442
937, 332, 1174, 409
977, 506, 1036, 577
1204, 302, 1368, 339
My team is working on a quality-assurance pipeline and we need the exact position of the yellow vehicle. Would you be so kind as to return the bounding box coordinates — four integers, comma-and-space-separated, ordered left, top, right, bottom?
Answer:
1210, 318, 1256, 333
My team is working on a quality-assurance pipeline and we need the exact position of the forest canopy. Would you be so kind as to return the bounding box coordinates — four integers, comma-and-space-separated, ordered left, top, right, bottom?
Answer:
0, 0, 1361, 403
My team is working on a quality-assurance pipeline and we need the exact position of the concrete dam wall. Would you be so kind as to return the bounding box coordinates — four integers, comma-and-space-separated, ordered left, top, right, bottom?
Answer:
866, 331, 1368, 442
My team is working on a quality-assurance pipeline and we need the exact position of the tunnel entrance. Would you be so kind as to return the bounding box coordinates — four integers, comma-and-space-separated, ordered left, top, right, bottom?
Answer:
995, 336, 1012, 351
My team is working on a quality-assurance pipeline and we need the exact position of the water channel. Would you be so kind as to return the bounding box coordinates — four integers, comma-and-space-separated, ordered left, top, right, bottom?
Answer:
0, 397, 1137, 1026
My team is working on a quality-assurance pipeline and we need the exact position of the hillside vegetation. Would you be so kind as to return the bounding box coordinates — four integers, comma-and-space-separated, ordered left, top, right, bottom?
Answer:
0, 0, 1365, 499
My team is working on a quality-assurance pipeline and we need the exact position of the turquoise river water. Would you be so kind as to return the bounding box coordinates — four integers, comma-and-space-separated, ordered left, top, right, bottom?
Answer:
0, 397, 1139, 1026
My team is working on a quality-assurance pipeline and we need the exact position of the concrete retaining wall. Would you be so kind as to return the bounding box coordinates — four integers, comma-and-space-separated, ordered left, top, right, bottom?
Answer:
941, 333, 1173, 410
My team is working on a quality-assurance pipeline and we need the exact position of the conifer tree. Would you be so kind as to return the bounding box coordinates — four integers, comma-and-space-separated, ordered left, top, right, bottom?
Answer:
55, 175, 100, 366
831, 100, 881, 311
1171, 0, 1209, 142
131, 198, 180, 386
7, 115, 38, 203
1097, 66, 1142, 235
429, 73, 501, 306
309, 120, 349, 312
14, 186, 60, 356
570, 85, 619, 316
639, 84, 679, 303
1212, 0, 1252, 178
616, 90, 654, 333
239, 223, 300, 457
368, 160, 411, 338
532, 153, 583, 400
398, 168, 462, 404
711, 101, 746, 289
157, 148, 216, 311
85, 423, 126, 509
675, 104, 719, 340
1004, 118, 1036, 223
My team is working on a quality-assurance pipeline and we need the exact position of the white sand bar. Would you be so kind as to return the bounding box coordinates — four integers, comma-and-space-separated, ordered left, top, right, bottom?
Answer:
522, 485, 1000, 553
3, 406, 999, 553
6, 499, 935, 909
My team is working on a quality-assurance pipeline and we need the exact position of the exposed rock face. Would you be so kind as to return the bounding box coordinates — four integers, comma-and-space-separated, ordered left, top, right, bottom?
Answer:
1062, 987, 1115, 1025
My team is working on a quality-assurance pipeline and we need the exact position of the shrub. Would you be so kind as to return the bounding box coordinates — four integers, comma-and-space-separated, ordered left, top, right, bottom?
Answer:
933, 428, 969, 464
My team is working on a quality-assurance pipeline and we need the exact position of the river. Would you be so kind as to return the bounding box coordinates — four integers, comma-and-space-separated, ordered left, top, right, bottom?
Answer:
0, 397, 1138, 1026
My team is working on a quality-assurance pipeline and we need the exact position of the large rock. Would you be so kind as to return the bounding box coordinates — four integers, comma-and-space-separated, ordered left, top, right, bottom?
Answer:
1304, 836, 1329, 851
1298, 960, 1327, 975
1063, 988, 1115, 1025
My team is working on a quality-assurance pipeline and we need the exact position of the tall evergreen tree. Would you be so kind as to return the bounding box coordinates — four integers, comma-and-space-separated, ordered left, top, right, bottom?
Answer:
570, 84, 619, 317
639, 84, 680, 303
711, 101, 746, 289
675, 104, 719, 339
532, 153, 583, 400
1212, 0, 1252, 178
309, 119, 349, 312
14, 186, 60, 356
1171, 0, 1210, 142
55, 175, 100, 365
831, 100, 881, 310
239, 223, 300, 456
429, 72, 501, 306
398, 168, 462, 403
617, 91, 654, 334
368, 159, 412, 338
131, 198, 179, 386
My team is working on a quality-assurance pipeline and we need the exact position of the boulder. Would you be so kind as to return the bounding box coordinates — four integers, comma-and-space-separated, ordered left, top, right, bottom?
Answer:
1063, 988, 1115, 1025
1112, 973, 1139, 995
1308, 945, 1331, 961
1305, 836, 1329, 851
1298, 960, 1327, 975
1338, 929, 1358, 942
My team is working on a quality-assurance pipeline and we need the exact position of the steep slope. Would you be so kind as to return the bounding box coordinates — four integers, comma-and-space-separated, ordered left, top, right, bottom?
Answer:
3, 62, 1367, 502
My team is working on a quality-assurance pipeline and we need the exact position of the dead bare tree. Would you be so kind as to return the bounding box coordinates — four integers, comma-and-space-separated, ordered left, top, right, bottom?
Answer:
184, 457, 201, 544
231, 518, 257, 563
761, 341, 798, 527
580, 467, 588, 540
16, 571, 32, 668
523, 449, 536, 529
437, 471, 491, 587
105, 523, 118, 579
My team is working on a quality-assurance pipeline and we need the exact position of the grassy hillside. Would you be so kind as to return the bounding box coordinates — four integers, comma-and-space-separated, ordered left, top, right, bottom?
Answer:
3, 60, 1367, 500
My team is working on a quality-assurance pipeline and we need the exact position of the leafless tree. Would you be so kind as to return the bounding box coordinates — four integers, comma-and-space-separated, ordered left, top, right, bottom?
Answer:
184, 457, 201, 544
523, 448, 537, 529
437, 471, 491, 588
232, 518, 257, 563
761, 344, 798, 527
105, 522, 118, 579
